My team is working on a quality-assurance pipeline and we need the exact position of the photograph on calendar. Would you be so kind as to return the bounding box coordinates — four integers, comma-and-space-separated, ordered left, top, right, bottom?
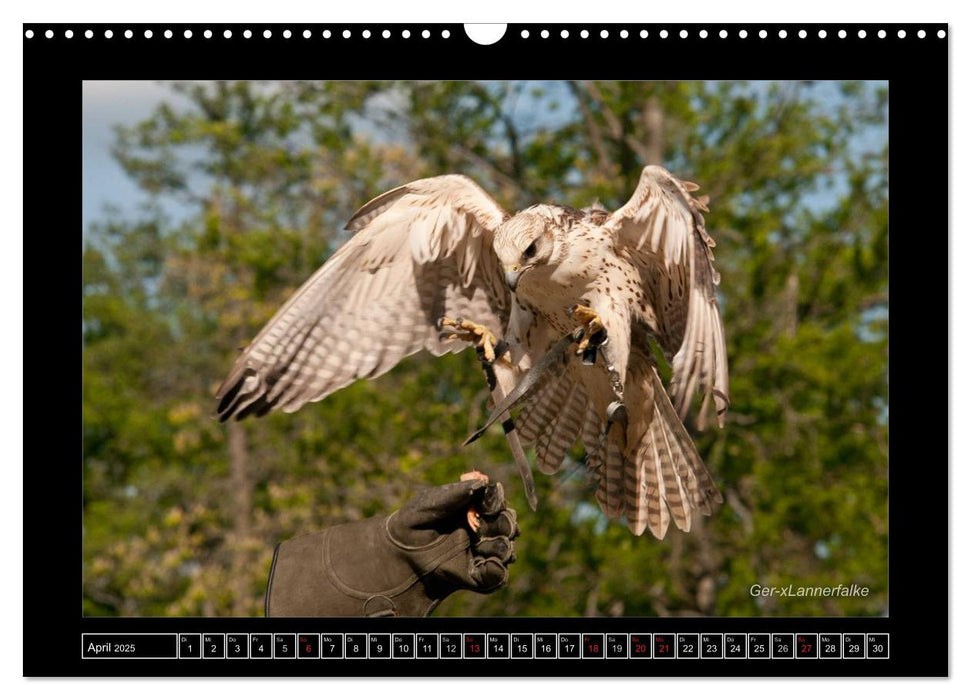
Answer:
82, 79, 889, 618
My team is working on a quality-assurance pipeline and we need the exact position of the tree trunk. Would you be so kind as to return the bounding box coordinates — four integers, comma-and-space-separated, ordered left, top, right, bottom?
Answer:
785, 271, 799, 337
643, 96, 665, 166
227, 420, 253, 615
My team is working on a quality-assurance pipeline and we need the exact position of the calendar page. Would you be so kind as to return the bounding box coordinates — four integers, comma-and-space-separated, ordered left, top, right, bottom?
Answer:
24, 20, 946, 677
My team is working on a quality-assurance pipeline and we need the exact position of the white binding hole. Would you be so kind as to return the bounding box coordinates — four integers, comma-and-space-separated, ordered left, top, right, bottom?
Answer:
402, 29, 410, 38
85, 29, 94, 39
362, 29, 371, 39
463, 24, 502, 44
203, 29, 212, 38
184, 30, 192, 39
164, 29, 173, 39
422, 29, 430, 38
739, 29, 748, 38
521, 29, 529, 38
660, 29, 668, 38
858, 29, 866, 38
718, 29, 727, 39
917, 29, 926, 38
838, 29, 847, 38
759, 29, 767, 38
264, 30, 272, 39
283, 29, 291, 39
640, 29, 648, 38
342, 29, 351, 38
680, 29, 688, 38
938, 29, 946, 38
442, 29, 450, 38
540, 29, 549, 39
383, 29, 391, 38
45, 29, 53, 38
898, 30, 906, 38
580, 29, 589, 39
778, 29, 787, 38
699, 29, 707, 39
65, 30, 73, 39
223, 29, 232, 39
242, 29, 250, 39
126, 29, 134, 39
620, 29, 628, 38
144, 29, 153, 39
818, 29, 827, 39
561, 29, 569, 39
600, 29, 608, 38
323, 30, 332, 38
799, 29, 807, 39
25, 29, 34, 39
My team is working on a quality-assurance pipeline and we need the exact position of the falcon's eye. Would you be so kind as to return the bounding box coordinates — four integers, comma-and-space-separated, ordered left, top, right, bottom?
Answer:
523, 241, 537, 258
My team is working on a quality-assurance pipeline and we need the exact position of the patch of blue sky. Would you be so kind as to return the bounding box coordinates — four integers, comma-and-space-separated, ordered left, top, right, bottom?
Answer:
83, 81, 197, 233
84, 79, 887, 236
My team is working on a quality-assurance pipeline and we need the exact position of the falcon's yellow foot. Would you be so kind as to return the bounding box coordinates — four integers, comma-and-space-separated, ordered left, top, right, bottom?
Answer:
569, 304, 606, 355
439, 316, 504, 364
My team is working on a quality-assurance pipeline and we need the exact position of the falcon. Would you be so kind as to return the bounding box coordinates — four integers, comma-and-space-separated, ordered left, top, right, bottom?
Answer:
215, 165, 729, 538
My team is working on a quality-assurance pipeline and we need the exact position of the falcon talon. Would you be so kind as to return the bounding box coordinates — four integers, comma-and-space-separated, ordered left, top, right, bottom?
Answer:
579, 326, 608, 364
439, 317, 500, 364
568, 303, 601, 325
570, 303, 606, 356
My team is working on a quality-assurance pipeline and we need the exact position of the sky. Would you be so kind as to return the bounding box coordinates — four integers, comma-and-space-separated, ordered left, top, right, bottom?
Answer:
83, 79, 886, 236
83, 81, 193, 229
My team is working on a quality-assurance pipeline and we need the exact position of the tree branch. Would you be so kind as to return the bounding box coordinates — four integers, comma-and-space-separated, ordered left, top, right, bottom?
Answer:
577, 81, 652, 165
567, 80, 612, 176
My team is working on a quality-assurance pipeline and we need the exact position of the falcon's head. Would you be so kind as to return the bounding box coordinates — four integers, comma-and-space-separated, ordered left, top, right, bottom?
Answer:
493, 205, 565, 291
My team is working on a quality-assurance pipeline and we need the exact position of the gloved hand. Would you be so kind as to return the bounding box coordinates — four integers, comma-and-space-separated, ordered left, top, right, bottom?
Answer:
265, 477, 519, 617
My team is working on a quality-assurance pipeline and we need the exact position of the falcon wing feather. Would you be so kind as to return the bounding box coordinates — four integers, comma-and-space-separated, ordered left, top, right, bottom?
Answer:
215, 175, 510, 421
605, 165, 729, 429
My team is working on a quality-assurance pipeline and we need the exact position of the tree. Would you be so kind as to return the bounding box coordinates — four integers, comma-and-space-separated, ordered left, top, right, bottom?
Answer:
83, 80, 888, 617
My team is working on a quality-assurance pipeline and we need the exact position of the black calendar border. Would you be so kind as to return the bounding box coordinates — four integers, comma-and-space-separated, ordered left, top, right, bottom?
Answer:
25, 22, 947, 678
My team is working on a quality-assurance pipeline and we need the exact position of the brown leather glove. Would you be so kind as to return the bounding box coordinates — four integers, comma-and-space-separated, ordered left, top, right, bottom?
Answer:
265, 479, 519, 617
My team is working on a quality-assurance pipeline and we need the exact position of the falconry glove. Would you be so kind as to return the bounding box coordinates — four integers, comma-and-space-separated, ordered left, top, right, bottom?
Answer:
265, 478, 519, 617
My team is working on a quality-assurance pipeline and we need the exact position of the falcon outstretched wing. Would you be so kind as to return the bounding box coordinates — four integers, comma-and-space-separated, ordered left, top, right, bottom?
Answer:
215, 175, 511, 421
605, 165, 729, 429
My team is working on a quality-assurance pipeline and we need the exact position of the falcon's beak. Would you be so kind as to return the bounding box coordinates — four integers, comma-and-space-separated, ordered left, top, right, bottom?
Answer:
504, 264, 524, 291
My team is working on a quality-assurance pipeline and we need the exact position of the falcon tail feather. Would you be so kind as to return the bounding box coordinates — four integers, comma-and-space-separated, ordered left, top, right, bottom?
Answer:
464, 330, 580, 445
591, 361, 722, 538
463, 330, 582, 511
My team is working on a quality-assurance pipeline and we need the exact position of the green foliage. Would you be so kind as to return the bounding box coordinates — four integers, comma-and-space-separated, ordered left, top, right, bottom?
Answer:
83, 80, 888, 617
